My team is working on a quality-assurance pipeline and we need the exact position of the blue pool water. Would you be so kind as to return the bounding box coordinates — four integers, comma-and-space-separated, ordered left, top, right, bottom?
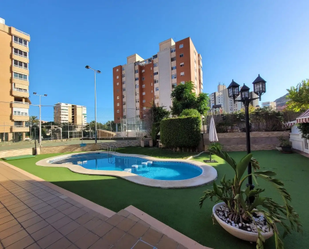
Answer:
51, 153, 202, 181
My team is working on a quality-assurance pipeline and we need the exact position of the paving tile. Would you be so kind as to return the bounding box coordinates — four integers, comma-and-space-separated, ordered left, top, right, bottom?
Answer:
133, 240, 153, 249
36, 230, 63, 249
46, 196, 63, 205
6, 235, 34, 249
67, 209, 86, 220
0, 224, 23, 240
128, 222, 149, 238
137, 219, 150, 229
66, 226, 89, 243
117, 209, 131, 218
88, 238, 112, 249
176, 244, 188, 249
106, 214, 125, 226
58, 221, 80, 236
50, 199, 67, 208
141, 229, 163, 247
84, 218, 105, 231
40, 208, 61, 220
21, 215, 44, 228
35, 205, 54, 215
31, 202, 49, 211
127, 214, 140, 222
66, 244, 80, 249
156, 235, 178, 249
11, 207, 32, 218
26, 220, 49, 235
49, 215, 72, 229
113, 233, 139, 249
93, 221, 113, 237
61, 205, 79, 215
102, 227, 125, 245
31, 225, 56, 241
46, 236, 72, 249
76, 212, 96, 225
0, 209, 10, 219
73, 231, 100, 249
0, 219, 19, 233
1, 229, 28, 248
45, 212, 65, 224
55, 202, 73, 212
116, 217, 136, 232
25, 242, 41, 249
16, 211, 38, 223
0, 214, 14, 225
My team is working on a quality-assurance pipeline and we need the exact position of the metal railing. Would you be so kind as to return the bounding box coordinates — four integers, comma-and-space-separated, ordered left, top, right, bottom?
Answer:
12, 101, 29, 105
15, 29, 30, 37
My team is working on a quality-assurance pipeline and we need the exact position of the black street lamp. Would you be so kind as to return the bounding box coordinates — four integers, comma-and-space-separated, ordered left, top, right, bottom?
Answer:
227, 74, 266, 190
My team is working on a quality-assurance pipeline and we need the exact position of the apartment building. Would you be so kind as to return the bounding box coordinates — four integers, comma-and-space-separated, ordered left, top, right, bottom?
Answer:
113, 37, 203, 123
0, 18, 31, 142
54, 103, 87, 126
209, 83, 259, 114
262, 101, 276, 110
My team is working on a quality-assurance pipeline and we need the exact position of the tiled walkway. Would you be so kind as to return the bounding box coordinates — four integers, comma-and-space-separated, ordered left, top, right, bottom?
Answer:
0, 162, 208, 249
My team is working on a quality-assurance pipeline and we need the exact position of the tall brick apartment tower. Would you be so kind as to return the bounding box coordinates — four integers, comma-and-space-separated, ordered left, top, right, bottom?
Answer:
113, 37, 203, 124
0, 17, 31, 141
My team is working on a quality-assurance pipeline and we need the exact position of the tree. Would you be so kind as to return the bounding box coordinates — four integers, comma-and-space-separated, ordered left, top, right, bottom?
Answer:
286, 79, 309, 112
171, 81, 210, 116
29, 116, 39, 125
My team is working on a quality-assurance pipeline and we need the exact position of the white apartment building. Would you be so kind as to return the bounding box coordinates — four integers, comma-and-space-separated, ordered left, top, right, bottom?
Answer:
54, 103, 87, 125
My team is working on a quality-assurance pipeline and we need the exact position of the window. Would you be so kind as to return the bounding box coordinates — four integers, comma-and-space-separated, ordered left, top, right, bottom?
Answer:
142, 77, 145, 81
172, 83, 177, 88
142, 69, 145, 73
117, 110, 120, 113
143, 107, 146, 110
123, 88, 126, 91
179, 44, 183, 49
13, 36, 28, 47
153, 54, 157, 59
154, 72, 158, 76
154, 63, 157, 67
135, 84, 139, 88
143, 100, 146, 103
142, 84, 145, 88
155, 87, 159, 91
13, 60, 28, 70
135, 78, 139, 81
171, 57, 176, 62
122, 67, 125, 71
116, 82, 119, 85
171, 66, 176, 70
117, 96, 119, 99
171, 48, 176, 53
117, 103, 119, 106
13, 48, 27, 58
180, 53, 184, 58
181, 81, 185, 84
180, 72, 185, 76
13, 72, 27, 80
116, 76, 119, 79
171, 74, 176, 79
180, 62, 184, 67
142, 92, 145, 95
123, 81, 125, 84
154, 80, 158, 83
135, 70, 138, 73
116, 69, 118, 72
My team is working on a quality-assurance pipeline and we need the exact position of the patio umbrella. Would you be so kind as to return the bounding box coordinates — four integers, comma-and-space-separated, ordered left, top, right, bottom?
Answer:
205, 116, 218, 162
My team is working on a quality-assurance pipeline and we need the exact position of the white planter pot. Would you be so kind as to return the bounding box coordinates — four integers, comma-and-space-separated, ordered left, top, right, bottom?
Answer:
213, 202, 273, 242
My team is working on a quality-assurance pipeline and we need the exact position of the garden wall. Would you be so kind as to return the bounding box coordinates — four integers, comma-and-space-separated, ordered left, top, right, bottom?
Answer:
0, 148, 33, 158
203, 131, 290, 151
39, 140, 140, 154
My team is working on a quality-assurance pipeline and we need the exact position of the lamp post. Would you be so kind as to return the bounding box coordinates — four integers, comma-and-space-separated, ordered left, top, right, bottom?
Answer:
33, 92, 47, 146
85, 65, 101, 143
227, 74, 266, 190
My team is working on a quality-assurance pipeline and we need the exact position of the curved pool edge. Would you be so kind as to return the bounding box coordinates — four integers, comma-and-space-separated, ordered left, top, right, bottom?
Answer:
36, 151, 218, 188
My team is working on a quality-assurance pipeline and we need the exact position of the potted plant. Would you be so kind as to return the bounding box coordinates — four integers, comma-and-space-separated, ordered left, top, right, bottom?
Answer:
199, 145, 301, 249
278, 137, 293, 153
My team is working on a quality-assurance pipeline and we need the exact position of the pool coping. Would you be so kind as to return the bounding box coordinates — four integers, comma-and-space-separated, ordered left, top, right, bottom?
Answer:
36, 151, 217, 188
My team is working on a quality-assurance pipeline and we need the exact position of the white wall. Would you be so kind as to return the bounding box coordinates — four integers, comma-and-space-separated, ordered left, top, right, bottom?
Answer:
124, 63, 135, 120
158, 49, 172, 110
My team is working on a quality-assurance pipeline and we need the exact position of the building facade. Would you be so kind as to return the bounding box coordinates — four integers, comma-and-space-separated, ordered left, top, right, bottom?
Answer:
0, 18, 31, 142
113, 37, 203, 123
262, 101, 276, 110
209, 83, 259, 113
54, 103, 87, 126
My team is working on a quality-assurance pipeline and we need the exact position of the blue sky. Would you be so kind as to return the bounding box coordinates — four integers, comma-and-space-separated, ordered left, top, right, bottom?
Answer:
2, 0, 309, 123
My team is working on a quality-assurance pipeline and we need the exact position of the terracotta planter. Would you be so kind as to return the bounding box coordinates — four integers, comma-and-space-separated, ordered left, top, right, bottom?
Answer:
213, 202, 273, 242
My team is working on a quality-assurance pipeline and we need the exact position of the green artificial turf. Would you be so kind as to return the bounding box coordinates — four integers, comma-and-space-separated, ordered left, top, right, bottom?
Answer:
7, 149, 309, 249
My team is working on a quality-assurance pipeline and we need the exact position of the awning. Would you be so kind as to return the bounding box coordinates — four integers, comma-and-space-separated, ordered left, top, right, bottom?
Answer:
284, 121, 296, 128
296, 109, 309, 123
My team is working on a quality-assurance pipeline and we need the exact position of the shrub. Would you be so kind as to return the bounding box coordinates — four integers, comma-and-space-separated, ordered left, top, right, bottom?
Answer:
160, 116, 201, 149
180, 108, 200, 117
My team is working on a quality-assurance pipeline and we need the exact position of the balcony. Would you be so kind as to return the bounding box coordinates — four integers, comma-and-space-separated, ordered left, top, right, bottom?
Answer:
12, 125, 29, 132
12, 114, 29, 121
12, 101, 30, 109
12, 88, 29, 98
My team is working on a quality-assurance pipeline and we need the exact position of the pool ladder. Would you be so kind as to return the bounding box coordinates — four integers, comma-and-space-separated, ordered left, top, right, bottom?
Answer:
107, 145, 117, 164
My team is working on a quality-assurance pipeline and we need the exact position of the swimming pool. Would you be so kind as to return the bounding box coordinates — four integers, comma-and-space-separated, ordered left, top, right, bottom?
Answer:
37, 152, 217, 188
50, 153, 202, 181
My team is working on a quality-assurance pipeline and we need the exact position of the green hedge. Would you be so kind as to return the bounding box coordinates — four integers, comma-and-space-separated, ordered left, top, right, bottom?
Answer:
160, 116, 201, 149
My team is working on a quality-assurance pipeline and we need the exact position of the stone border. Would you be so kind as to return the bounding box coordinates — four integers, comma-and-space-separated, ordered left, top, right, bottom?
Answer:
36, 151, 217, 188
